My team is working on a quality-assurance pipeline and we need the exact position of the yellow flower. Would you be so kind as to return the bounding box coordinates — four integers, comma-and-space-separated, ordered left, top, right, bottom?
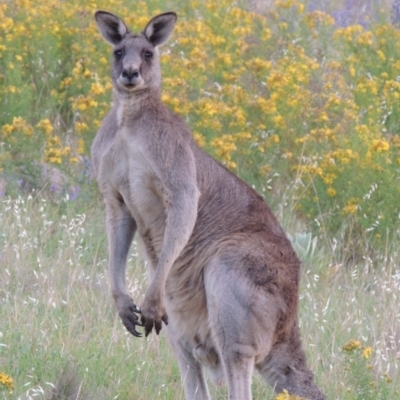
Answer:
370, 139, 390, 153
62, 146, 71, 156
343, 339, 362, 352
48, 156, 62, 164
37, 119, 54, 135
275, 0, 304, 13
245, 58, 272, 73
226, 160, 237, 169
210, 134, 237, 165
0, 15, 14, 33
304, 11, 335, 29
255, 97, 277, 115
232, 26, 252, 37
327, 94, 341, 107
271, 134, 280, 143
357, 31, 373, 46
2, 124, 14, 137
327, 187, 336, 197
343, 199, 358, 215
260, 164, 271, 174
218, 53, 232, 67
377, 50, 386, 61
72, 60, 83, 76
273, 115, 286, 129
71, 96, 98, 111
60, 77, 73, 89
236, 131, 252, 141
274, 389, 306, 400
319, 112, 329, 122
283, 151, 292, 159
0, 372, 14, 391
362, 347, 373, 359
8, 117, 34, 136
90, 82, 106, 96
323, 173, 336, 185
193, 131, 206, 148
334, 25, 363, 42
74, 122, 88, 134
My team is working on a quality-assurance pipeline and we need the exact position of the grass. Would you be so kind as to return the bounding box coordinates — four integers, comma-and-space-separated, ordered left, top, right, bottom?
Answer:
0, 195, 399, 399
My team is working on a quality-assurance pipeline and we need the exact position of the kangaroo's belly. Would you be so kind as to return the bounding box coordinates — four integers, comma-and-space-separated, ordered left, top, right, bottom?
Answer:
98, 130, 167, 265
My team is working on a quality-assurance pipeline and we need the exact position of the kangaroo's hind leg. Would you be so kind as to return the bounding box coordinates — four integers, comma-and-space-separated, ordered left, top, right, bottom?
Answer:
204, 256, 279, 400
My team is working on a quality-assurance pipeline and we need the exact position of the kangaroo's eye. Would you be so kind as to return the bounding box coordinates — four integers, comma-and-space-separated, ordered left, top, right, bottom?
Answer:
144, 50, 153, 60
114, 49, 123, 60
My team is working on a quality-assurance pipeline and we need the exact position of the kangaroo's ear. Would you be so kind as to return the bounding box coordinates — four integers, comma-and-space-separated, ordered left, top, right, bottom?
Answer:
95, 11, 129, 45
143, 12, 177, 47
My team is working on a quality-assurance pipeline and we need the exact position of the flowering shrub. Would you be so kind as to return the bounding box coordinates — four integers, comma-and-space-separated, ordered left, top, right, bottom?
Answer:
0, 0, 399, 246
342, 339, 395, 399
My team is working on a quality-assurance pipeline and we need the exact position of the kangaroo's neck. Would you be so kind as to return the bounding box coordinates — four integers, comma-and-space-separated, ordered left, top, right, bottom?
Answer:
114, 87, 161, 128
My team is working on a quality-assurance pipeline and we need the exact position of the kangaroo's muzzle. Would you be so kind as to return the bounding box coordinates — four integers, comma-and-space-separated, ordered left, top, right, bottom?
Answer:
119, 66, 142, 88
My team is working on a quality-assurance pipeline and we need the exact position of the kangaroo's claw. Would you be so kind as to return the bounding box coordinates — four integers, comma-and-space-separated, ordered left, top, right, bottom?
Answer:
117, 297, 143, 337
140, 308, 168, 337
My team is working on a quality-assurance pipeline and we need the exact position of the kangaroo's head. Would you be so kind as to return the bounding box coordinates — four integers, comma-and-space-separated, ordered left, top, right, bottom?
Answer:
95, 11, 177, 97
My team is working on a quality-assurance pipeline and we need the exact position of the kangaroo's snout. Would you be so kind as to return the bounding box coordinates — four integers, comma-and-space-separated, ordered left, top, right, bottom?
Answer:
118, 62, 143, 89
121, 66, 141, 86
122, 68, 139, 80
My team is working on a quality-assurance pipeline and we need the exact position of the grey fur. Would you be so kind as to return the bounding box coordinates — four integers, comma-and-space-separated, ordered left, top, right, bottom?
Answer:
92, 10, 326, 400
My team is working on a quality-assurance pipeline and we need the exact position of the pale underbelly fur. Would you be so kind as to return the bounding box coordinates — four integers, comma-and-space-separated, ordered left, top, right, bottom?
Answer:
100, 132, 217, 376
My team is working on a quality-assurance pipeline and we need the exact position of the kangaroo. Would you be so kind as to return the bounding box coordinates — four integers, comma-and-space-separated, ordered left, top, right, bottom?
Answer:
91, 10, 326, 400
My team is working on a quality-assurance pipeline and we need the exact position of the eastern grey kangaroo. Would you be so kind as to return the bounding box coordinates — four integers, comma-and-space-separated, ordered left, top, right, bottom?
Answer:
91, 10, 326, 400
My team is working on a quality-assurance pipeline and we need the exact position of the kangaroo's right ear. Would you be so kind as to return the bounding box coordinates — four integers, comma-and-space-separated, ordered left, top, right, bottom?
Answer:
95, 11, 129, 45
143, 12, 177, 47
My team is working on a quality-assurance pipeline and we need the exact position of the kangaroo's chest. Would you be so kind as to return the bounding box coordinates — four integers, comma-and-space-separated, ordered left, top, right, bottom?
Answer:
98, 128, 167, 254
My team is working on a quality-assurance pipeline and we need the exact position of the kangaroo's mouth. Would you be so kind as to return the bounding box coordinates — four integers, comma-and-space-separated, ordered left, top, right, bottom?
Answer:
117, 77, 144, 92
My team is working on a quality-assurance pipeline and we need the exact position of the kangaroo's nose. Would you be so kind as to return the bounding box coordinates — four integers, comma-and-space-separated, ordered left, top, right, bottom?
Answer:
122, 68, 140, 80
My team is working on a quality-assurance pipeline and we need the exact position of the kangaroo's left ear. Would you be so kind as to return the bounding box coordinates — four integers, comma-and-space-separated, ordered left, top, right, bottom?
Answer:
95, 11, 129, 45
143, 12, 177, 47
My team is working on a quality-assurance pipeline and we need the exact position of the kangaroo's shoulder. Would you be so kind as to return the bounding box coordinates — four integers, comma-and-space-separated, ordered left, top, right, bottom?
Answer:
132, 99, 194, 162
142, 98, 192, 140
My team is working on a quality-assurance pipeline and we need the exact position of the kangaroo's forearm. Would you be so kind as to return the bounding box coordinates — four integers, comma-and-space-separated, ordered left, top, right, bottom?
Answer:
107, 212, 137, 299
148, 191, 198, 294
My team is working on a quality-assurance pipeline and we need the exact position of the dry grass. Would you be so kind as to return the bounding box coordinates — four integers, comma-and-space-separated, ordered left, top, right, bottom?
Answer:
0, 195, 399, 399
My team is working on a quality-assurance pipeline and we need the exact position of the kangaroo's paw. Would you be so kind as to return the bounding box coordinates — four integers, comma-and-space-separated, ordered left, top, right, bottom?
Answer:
140, 297, 168, 336
116, 295, 143, 337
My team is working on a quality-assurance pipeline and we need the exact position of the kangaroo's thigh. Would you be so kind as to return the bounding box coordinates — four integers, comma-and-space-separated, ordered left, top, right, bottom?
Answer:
204, 255, 279, 359
203, 256, 280, 400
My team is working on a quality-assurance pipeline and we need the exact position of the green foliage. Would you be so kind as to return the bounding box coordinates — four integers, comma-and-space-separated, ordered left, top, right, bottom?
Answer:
342, 340, 396, 400
0, 0, 399, 248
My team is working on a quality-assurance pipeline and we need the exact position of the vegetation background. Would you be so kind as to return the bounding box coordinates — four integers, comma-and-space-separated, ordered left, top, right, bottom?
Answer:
0, 0, 399, 399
